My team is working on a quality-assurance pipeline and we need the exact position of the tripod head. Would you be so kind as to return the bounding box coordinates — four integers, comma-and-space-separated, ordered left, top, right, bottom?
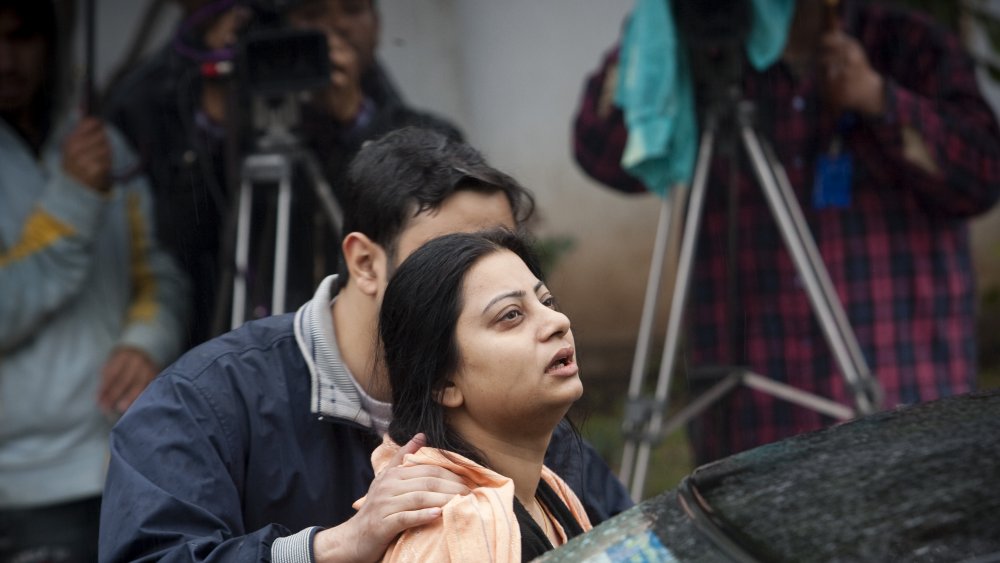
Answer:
229, 1, 331, 155
672, 0, 751, 125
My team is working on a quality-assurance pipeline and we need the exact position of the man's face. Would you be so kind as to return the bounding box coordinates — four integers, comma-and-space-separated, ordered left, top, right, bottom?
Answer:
375, 189, 516, 302
286, 0, 379, 72
0, 8, 46, 115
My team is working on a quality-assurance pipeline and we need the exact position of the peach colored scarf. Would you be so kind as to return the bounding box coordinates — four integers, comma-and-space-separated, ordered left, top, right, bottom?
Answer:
354, 436, 592, 563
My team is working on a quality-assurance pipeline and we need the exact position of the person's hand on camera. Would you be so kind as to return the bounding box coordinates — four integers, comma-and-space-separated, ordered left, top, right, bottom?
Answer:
820, 30, 886, 117
321, 31, 365, 124
62, 117, 112, 193
312, 433, 470, 563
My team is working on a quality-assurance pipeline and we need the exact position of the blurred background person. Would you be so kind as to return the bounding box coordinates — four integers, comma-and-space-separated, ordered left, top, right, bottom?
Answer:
103, 0, 460, 349
573, 0, 1000, 464
0, 0, 189, 560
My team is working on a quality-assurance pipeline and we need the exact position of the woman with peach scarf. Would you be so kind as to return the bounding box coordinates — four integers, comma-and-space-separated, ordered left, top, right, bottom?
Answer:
355, 229, 592, 562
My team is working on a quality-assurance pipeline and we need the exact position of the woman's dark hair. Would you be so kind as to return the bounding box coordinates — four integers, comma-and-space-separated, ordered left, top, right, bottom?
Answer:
379, 228, 542, 465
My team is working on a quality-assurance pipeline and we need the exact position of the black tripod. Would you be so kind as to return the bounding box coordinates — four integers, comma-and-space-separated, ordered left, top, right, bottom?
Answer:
228, 95, 343, 328
618, 82, 883, 502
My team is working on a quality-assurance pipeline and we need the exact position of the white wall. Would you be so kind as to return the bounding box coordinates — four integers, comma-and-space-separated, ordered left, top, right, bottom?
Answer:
378, 0, 468, 130
72, 0, 180, 90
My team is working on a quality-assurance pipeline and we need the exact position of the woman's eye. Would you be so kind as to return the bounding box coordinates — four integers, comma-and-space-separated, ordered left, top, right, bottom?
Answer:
542, 296, 558, 310
502, 309, 523, 321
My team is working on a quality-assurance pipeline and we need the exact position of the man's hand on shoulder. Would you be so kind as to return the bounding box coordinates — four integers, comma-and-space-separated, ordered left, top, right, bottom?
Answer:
312, 433, 470, 563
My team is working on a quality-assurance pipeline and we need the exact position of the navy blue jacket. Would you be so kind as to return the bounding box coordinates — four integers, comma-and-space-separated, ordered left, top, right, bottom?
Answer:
99, 313, 632, 562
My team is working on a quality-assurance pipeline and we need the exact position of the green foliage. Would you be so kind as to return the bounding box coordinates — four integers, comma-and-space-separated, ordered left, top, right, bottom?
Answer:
532, 234, 577, 278
576, 408, 694, 501
978, 284, 1000, 375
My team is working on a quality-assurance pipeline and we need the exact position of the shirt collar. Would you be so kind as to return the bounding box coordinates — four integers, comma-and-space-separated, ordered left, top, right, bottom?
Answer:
294, 275, 372, 427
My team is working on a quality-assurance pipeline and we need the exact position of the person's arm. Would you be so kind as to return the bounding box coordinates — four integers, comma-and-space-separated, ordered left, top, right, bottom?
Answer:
100, 370, 470, 563
99, 372, 293, 562
572, 45, 649, 195
827, 9, 1000, 218
0, 118, 110, 349
96, 133, 190, 413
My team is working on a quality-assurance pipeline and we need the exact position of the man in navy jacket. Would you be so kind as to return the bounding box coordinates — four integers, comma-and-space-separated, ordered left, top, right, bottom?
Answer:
99, 127, 632, 563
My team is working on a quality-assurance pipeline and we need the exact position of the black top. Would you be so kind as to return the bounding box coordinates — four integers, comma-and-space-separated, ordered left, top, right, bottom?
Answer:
513, 478, 586, 561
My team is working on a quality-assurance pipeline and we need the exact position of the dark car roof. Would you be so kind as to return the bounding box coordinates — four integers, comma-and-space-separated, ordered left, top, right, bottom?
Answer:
541, 390, 1000, 562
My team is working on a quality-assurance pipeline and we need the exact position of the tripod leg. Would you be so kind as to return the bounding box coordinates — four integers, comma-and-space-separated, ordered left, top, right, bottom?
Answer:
271, 175, 293, 315
619, 197, 674, 489
629, 123, 717, 501
739, 122, 879, 414
231, 177, 254, 328
660, 372, 743, 437
301, 151, 343, 235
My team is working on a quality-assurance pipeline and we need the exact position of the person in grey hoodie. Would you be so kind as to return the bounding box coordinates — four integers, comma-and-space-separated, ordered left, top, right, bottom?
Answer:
0, 1, 189, 560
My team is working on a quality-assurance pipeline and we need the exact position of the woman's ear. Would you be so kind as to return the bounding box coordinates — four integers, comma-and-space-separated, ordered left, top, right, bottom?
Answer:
341, 232, 386, 297
437, 381, 464, 408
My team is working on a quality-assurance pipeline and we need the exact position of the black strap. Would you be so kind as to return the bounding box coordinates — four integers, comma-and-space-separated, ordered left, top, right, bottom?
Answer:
536, 478, 585, 539
512, 479, 586, 561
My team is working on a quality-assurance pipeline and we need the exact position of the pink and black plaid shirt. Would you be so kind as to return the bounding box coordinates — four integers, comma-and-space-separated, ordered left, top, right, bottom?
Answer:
573, 3, 1000, 462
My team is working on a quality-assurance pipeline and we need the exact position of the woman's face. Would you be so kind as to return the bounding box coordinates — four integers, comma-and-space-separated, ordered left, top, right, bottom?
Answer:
446, 250, 583, 438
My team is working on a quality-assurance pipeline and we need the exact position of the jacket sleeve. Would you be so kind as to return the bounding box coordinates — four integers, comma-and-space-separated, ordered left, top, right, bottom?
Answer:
544, 423, 634, 525
110, 130, 190, 367
0, 166, 108, 349
99, 370, 289, 562
572, 45, 650, 195
851, 9, 1000, 218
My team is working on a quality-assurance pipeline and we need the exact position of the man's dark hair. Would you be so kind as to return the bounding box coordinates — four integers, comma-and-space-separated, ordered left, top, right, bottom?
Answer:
0, 0, 62, 126
378, 228, 541, 466
336, 126, 535, 282
0, 0, 55, 37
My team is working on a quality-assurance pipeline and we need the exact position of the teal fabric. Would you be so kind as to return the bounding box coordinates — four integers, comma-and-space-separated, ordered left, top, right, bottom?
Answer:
615, 0, 795, 196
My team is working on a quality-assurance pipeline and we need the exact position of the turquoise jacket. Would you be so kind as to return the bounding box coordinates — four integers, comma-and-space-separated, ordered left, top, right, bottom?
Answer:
0, 114, 189, 508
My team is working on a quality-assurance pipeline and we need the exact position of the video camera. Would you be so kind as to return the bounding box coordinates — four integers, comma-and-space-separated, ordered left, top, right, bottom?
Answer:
234, 0, 331, 141
672, 0, 751, 109
237, 0, 330, 99
672, 0, 751, 51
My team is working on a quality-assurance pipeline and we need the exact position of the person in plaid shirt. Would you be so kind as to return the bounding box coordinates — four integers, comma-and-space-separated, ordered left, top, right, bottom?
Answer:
573, 0, 1000, 463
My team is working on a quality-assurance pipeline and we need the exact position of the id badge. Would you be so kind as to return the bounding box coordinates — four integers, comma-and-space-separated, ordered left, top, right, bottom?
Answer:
813, 151, 853, 209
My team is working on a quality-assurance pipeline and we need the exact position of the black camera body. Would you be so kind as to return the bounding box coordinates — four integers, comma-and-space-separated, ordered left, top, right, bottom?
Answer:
236, 0, 331, 99
672, 0, 751, 51
239, 27, 330, 98
229, 0, 332, 142
672, 0, 751, 113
